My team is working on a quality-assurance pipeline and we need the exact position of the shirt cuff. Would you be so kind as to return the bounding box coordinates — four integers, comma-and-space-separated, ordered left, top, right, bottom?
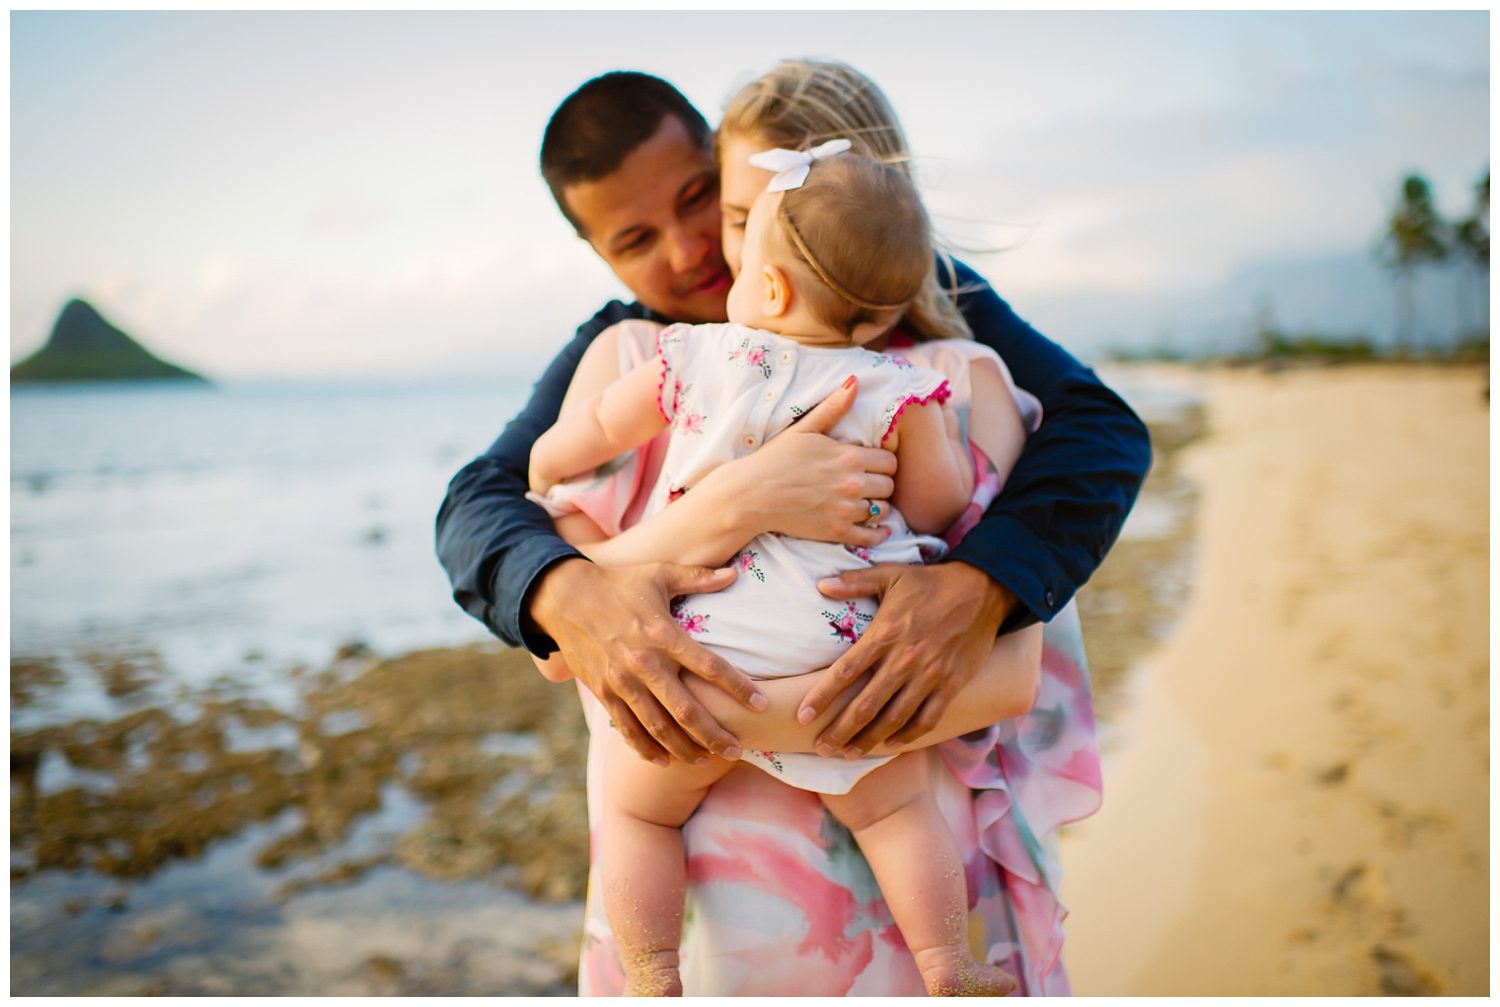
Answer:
495, 537, 586, 658
944, 511, 1071, 634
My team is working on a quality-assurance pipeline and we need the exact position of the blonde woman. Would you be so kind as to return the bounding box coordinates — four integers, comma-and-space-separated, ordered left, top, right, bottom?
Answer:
438, 61, 1146, 994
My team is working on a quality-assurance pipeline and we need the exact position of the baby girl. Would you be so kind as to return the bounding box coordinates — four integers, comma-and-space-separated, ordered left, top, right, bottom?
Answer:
529, 141, 1017, 997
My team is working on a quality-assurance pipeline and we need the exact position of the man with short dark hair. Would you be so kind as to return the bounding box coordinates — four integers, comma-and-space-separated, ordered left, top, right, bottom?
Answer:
554, 118, 728, 329
436, 70, 1151, 767
540, 71, 712, 230
533, 71, 730, 332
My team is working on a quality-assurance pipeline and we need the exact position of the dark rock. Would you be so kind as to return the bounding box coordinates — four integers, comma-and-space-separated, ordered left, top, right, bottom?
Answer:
334, 641, 373, 662
11, 299, 209, 384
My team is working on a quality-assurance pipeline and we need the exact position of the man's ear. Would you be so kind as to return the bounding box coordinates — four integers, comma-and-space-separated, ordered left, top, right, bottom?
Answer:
762, 264, 793, 318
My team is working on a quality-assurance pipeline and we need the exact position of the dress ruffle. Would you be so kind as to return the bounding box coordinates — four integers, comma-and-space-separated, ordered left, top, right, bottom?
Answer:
879, 379, 952, 444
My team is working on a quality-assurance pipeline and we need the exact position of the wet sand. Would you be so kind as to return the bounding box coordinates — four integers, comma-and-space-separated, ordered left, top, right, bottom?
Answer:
1060, 364, 1490, 995
1073, 372, 1203, 722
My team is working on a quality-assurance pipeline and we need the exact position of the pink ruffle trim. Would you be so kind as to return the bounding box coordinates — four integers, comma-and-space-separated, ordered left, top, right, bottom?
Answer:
879, 379, 952, 445
654, 326, 676, 425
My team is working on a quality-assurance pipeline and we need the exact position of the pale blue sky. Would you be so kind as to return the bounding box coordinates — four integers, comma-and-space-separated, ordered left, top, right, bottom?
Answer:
10, 11, 1490, 378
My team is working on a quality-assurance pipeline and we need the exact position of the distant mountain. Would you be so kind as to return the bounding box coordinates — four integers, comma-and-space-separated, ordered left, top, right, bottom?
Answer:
11, 299, 208, 384
1018, 248, 1485, 361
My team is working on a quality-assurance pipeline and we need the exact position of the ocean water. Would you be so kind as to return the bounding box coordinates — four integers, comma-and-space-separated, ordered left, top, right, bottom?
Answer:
12, 379, 527, 725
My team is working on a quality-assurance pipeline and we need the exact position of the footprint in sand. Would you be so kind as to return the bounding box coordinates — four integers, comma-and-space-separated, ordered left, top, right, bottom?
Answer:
1315, 762, 1350, 786
1326, 862, 1402, 937
1372, 800, 1455, 850
1371, 944, 1442, 995
1329, 862, 1381, 908
1323, 863, 1443, 993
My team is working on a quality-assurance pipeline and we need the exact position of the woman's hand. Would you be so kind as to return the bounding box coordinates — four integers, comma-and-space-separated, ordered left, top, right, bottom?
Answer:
797, 561, 1018, 755
696, 377, 897, 550
527, 557, 769, 766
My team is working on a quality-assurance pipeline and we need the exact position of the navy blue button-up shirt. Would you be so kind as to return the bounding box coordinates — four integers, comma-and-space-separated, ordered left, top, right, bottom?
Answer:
435, 260, 1151, 656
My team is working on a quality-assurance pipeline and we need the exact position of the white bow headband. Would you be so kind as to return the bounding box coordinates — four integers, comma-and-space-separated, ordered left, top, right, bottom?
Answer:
747, 138, 853, 192
744, 136, 907, 315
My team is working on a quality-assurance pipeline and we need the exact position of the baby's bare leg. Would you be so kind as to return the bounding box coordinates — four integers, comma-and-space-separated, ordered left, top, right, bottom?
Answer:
599, 727, 734, 996
820, 751, 1018, 996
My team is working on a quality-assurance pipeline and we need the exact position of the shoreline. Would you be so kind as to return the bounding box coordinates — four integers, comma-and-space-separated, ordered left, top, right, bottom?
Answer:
1077, 363, 1206, 725
1059, 363, 1489, 995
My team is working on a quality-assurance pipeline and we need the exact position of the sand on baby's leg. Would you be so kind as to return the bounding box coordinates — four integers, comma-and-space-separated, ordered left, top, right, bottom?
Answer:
599, 726, 735, 996
820, 750, 1018, 997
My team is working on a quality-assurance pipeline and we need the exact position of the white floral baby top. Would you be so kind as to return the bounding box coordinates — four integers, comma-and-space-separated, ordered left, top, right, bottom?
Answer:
647, 322, 953, 517
649, 322, 957, 793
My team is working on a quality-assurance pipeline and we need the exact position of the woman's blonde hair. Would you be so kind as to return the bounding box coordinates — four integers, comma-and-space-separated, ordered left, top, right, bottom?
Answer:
719, 59, 973, 343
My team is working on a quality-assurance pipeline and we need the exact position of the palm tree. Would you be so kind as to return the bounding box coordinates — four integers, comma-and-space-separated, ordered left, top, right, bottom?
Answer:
1453, 171, 1489, 340
1378, 174, 1448, 354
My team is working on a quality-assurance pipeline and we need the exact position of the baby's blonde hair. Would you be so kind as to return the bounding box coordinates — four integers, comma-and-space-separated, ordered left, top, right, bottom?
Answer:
767, 153, 932, 343
720, 59, 973, 343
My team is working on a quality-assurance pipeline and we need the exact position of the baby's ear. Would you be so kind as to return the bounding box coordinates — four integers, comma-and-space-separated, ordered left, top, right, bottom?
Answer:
762, 264, 793, 318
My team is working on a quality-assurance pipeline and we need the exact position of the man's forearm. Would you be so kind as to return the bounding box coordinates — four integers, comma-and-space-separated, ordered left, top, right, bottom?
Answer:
435, 304, 645, 653
437, 450, 582, 653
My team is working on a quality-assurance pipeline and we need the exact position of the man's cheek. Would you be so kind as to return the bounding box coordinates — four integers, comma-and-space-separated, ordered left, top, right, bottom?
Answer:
616, 260, 659, 306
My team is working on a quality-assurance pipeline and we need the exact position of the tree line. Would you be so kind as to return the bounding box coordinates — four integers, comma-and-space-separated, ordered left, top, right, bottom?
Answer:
1378, 169, 1489, 353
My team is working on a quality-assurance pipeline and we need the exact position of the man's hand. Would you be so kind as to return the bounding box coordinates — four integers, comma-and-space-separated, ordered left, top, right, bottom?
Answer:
528, 558, 768, 766
798, 562, 1017, 756
710, 376, 898, 550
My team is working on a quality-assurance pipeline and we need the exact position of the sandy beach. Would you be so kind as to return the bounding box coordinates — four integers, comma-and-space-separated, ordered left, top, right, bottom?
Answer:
1060, 363, 1490, 995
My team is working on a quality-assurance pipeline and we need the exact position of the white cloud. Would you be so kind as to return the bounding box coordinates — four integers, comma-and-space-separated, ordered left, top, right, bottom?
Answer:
195, 256, 244, 298
39, 235, 620, 382
928, 47, 1486, 309
91, 270, 144, 305
303, 199, 392, 236
10, 12, 1486, 377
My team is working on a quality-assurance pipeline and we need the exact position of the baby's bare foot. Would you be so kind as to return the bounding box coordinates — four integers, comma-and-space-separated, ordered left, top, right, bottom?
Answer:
914, 943, 1018, 996
925, 960, 1018, 997
620, 948, 683, 997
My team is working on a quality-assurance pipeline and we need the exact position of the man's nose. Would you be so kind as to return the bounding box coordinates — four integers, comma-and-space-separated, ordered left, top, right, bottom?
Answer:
665, 223, 710, 274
